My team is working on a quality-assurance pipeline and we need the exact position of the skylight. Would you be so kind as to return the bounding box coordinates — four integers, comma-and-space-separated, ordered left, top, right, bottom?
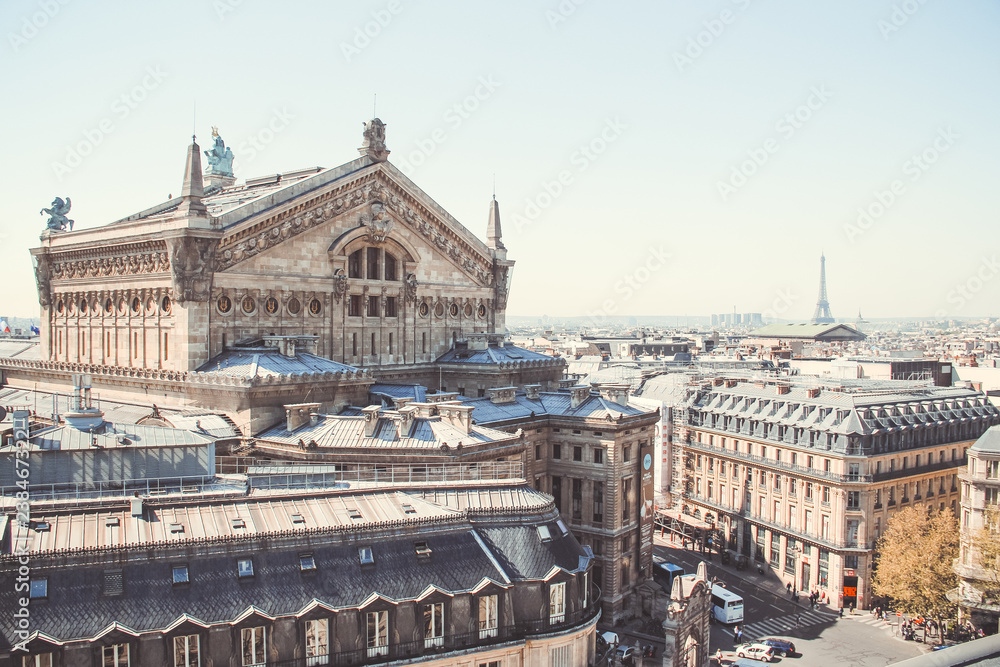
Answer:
172, 565, 189, 584
537, 525, 552, 542
359, 546, 375, 565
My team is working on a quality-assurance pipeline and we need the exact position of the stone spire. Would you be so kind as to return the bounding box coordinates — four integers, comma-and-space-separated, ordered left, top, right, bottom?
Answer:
487, 196, 506, 255
176, 136, 208, 218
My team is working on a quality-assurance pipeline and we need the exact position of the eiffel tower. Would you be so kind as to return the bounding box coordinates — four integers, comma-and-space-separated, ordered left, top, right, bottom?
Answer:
811, 254, 835, 324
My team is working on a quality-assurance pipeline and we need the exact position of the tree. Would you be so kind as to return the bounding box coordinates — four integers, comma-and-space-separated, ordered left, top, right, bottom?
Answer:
871, 505, 958, 621
969, 506, 1000, 604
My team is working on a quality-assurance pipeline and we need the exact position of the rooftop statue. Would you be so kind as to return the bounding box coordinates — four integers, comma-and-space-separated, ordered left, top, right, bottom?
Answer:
360, 118, 389, 161
204, 126, 235, 176
40, 197, 73, 232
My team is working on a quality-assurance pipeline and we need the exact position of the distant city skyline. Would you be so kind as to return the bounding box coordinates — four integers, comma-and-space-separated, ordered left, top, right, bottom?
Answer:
2, 1, 998, 320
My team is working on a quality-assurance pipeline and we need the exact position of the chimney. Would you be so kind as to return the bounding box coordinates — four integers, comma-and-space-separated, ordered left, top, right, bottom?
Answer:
467, 333, 490, 351
558, 378, 576, 390
599, 384, 630, 407
361, 405, 381, 437
285, 402, 321, 433
776, 384, 791, 395
397, 405, 417, 439
439, 404, 474, 434
487, 387, 517, 404
570, 385, 591, 409
806, 388, 821, 398
524, 384, 542, 400
394, 397, 412, 410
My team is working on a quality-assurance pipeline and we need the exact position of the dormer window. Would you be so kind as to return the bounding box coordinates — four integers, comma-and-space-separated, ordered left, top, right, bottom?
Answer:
402, 503, 417, 515
348, 508, 363, 520
415, 541, 432, 559
291, 513, 306, 524
231, 518, 246, 529
170, 523, 184, 534
29, 577, 47, 599
537, 525, 553, 542
299, 554, 316, 571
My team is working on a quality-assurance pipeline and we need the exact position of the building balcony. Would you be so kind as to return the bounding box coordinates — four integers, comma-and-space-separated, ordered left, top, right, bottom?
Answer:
683, 439, 872, 485
873, 457, 966, 483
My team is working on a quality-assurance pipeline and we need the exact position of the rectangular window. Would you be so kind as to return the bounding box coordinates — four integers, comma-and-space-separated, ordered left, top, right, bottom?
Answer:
550, 581, 566, 623
594, 448, 604, 464
708, 481, 713, 500
241, 627, 265, 667
770, 532, 780, 566
305, 620, 329, 665
478, 594, 498, 638
553, 444, 561, 459
785, 538, 797, 574
366, 247, 380, 279
348, 249, 362, 278
23, 655, 52, 667
593, 481, 604, 522
424, 602, 444, 648
624, 446, 631, 462
172, 565, 189, 584
367, 611, 388, 657
988, 460, 1000, 480
986, 488, 999, 506
622, 477, 632, 522
384, 253, 397, 281
847, 491, 860, 509
104, 644, 130, 667
367, 295, 380, 317
385, 296, 397, 318
574, 446, 582, 462
349, 295, 362, 317
805, 509, 813, 534
572, 478, 582, 521
822, 514, 830, 539
174, 635, 200, 667
422, 332, 427, 354
822, 486, 830, 504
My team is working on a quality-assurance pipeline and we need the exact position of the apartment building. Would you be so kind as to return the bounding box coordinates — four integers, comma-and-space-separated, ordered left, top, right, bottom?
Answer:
676, 377, 1000, 609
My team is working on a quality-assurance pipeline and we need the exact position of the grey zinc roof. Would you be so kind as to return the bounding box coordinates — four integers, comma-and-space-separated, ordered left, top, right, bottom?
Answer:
26, 421, 214, 452
749, 323, 866, 340
0, 339, 40, 359
436, 343, 559, 365
476, 525, 588, 580
254, 410, 515, 451
971, 425, 1000, 453
461, 390, 648, 426
196, 348, 359, 378
370, 383, 428, 404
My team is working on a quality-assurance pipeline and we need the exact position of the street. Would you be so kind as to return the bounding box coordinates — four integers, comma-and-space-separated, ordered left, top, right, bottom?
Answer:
653, 536, 927, 666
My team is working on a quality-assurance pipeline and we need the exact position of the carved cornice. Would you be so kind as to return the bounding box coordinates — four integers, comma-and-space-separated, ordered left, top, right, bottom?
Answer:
0, 358, 374, 388
216, 172, 494, 285
50, 250, 171, 281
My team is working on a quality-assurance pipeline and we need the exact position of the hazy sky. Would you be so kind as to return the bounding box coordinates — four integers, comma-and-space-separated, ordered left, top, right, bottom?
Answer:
3, 0, 999, 321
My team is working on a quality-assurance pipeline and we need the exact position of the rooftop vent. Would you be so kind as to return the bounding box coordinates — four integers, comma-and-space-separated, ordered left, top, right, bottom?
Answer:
524, 384, 542, 400
570, 385, 592, 409
361, 406, 381, 437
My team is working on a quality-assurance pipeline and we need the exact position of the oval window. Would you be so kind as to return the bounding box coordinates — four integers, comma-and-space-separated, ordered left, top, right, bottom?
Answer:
287, 297, 301, 315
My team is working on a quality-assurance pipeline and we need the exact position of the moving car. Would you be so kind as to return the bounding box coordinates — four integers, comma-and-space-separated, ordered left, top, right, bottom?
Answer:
758, 637, 796, 656
736, 643, 775, 662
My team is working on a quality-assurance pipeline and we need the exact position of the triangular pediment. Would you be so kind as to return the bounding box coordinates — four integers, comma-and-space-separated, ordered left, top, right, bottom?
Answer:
215, 162, 495, 287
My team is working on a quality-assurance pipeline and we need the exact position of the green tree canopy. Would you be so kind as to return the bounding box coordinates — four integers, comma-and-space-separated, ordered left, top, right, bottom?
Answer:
871, 505, 958, 618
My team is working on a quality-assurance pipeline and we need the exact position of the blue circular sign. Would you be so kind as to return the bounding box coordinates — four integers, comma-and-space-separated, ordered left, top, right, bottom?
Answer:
643, 453, 652, 470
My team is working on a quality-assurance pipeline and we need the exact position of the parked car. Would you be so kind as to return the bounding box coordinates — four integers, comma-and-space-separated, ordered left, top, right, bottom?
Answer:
737, 643, 775, 662
758, 637, 796, 656
598, 630, 619, 651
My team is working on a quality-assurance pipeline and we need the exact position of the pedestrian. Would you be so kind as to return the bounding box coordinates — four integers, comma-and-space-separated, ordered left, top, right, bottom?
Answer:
850, 603, 855, 616
839, 607, 844, 618
716, 648, 723, 664
786, 582, 792, 594
733, 625, 740, 642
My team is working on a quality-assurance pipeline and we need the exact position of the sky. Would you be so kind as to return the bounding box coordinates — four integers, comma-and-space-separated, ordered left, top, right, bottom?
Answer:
2, 0, 999, 322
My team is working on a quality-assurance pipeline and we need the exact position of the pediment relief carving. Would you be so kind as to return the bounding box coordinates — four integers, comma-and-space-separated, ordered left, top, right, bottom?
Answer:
215, 174, 493, 285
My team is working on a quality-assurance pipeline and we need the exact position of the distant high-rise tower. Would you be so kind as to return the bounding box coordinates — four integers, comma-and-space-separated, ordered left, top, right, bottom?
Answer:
811, 254, 835, 324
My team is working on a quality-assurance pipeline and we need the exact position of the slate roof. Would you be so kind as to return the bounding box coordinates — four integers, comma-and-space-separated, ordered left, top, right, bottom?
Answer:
459, 390, 650, 426
0, 483, 587, 644
971, 425, 1000, 453
196, 347, 360, 378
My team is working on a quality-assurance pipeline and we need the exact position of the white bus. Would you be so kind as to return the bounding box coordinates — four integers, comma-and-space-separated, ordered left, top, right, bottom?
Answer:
710, 584, 744, 624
